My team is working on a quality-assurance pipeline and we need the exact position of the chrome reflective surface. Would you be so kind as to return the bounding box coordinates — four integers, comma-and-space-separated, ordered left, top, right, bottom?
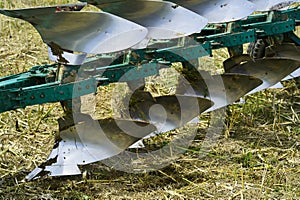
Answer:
283, 68, 300, 81
248, 0, 269, 11
84, 0, 207, 40
228, 57, 300, 95
26, 118, 156, 180
267, 0, 300, 10
266, 43, 300, 62
0, 9, 148, 54
265, 43, 300, 81
176, 73, 262, 112
129, 91, 213, 133
0, 3, 86, 18
48, 47, 87, 65
205, 74, 262, 112
168, 0, 256, 23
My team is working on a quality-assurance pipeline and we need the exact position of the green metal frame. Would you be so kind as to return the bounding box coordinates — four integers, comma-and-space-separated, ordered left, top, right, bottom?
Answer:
0, 6, 299, 113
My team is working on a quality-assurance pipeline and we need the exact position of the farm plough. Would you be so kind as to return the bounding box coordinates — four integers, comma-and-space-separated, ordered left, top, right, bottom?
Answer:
0, 0, 299, 180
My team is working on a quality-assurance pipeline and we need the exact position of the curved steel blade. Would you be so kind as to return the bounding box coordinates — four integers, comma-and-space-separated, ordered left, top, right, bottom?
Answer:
0, 3, 86, 18
47, 47, 87, 65
0, 8, 148, 54
0, 3, 87, 64
247, 0, 269, 11
227, 56, 300, 94
176, 73, 263, 112
283, 68, 300, 81
83, 0, 207, 40
265, 43, 300, 81
168, 0, 256, 23
223, 54, 252, 72
26, 118, 156, 180
249, 0, 300, 11
206, 74, 262, 112
265, 0, 300, 10
129, 73, 261, 148
129, 91, 213, 133
266, 43, 300, 62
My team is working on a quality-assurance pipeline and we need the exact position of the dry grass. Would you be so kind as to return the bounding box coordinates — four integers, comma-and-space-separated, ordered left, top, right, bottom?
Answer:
0, 1, 300, 199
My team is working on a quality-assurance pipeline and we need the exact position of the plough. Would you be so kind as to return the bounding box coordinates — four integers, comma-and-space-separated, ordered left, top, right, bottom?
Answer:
0, 0, 299, 180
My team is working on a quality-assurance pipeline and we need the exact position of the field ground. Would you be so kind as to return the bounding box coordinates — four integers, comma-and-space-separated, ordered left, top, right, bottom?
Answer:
0, 1, 299, 199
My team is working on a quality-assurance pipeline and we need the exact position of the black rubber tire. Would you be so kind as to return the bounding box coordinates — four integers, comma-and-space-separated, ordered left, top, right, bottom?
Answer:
247, 39, 266, 59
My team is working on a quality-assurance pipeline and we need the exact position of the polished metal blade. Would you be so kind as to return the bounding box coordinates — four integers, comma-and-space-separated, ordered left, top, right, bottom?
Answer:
227, 56, 300, 94
129, 91, 213, 133
0, 8, 148, 54
269, 82, 284, 88
0, 3, 87, 65
83, 0, 207, 40
264, 43, 300, 81
266, 43, 300, 62
223, 54, 253, 72
249, 0, 299, 11
206, 74, 263, 112
0, 3, 86, 18
176, 73, 263, 112
26, 118, 156, 180
168, 0, 256, 23
247, 0, 269, 11
265, 0, 299, 10
283, 68, 300, 81
47, 47, 87, 65
154, 95, 213, 132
